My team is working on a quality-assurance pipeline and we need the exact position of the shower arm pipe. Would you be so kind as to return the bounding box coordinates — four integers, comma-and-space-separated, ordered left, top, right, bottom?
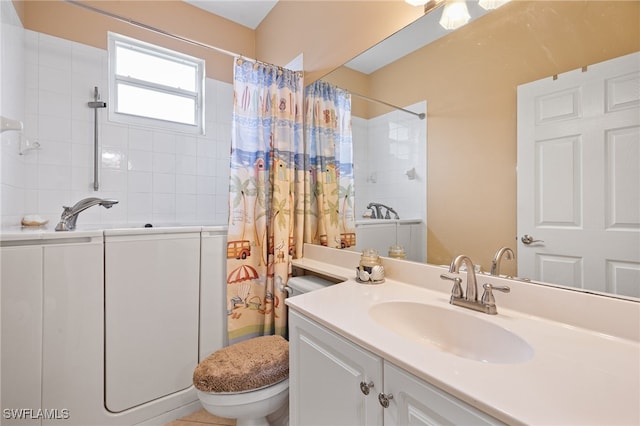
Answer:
65, 0, 252, 62
349, 91, 426, 120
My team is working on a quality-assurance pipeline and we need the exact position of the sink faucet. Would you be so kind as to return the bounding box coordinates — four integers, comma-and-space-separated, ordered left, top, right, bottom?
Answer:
55, 197, 119, 231
440, 254, 510, 315
366, 202, 399, 219
491, 247, 515, 276
449, 255, 478, 301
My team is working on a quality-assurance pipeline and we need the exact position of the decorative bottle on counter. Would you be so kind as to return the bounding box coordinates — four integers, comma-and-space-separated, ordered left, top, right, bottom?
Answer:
388, 245, 406, 259
356, 248, 385, 283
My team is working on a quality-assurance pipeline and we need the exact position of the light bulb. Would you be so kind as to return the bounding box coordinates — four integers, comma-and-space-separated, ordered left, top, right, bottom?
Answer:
439, 0, 471, 30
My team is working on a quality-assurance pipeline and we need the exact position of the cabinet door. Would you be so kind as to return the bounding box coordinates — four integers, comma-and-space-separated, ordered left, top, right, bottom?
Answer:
383, 362, 503, 425
42, 241, 104, 425
289, 311, 383, 426
104, 233, 200, 412
1, 246, 43, 426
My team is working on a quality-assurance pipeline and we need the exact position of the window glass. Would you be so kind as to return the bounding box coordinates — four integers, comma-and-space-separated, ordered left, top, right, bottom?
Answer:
108, 32, 205, 133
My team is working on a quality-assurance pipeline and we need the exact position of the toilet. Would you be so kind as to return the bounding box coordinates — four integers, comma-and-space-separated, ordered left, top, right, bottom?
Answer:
194, 275, 334, 426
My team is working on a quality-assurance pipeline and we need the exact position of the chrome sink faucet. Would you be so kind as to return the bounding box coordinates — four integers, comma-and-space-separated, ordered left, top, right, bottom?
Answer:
440, 254, 510, 315
55, 197, 118, 231
491, 247, 515, 276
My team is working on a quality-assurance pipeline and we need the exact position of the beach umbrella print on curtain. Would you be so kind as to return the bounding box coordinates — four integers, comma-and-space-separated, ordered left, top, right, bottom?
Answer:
227, 264, 259, 284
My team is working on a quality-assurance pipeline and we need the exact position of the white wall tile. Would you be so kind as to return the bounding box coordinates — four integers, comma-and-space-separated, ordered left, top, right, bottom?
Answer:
37, 140, 72, 166
128, 171, 152, 193
127, 192, 152, 223
176, 174, 197, 195
153, 173, 175, 194
129, 128, 153, 151
2, 28, 232, 227
153, 132, 176, 153
153, 152, 175, 174
128, 150, 153, 172
176, 155, 197, 175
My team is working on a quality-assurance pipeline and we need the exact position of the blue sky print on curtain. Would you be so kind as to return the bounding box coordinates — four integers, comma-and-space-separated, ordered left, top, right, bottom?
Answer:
227, 58, 303, 344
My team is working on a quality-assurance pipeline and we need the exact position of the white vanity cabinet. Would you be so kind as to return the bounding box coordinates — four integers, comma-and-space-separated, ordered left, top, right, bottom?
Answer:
289, 310, 502, 426
289, 310, 383, 426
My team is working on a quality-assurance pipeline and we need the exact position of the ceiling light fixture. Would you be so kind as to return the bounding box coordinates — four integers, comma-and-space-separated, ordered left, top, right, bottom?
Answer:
405, 0, 428, 6
439, 0, 470, 30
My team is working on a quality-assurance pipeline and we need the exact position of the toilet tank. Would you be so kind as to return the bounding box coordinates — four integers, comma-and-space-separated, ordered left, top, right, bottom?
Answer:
287, 275, 334, 297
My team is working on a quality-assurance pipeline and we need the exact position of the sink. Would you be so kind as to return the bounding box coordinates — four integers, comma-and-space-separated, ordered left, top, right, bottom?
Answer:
369, 301, 534, 364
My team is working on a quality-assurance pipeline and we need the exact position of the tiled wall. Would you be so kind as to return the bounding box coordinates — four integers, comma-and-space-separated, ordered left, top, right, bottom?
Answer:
353, 101, 427, 221
1, 1, 232, 228
1, 0, 27, 228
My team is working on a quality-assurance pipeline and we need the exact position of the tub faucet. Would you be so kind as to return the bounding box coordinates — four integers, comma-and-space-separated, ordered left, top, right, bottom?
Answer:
366, 202, 399, 219
55, 197, 119, 231
440, 254, 510, 315
491, 247, 515, 276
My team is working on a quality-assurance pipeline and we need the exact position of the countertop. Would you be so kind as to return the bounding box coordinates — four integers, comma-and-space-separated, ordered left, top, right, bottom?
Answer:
287, 247, 640, 425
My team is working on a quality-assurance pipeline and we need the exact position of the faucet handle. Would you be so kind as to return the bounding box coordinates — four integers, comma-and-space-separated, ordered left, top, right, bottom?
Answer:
440, 274, 463, 298
481, 283, 510, 314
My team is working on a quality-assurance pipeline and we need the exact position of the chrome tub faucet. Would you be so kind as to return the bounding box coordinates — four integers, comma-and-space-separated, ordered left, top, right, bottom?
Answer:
441, 254, 510, 315
366, 202, 399, 219
55, 197, 119, 231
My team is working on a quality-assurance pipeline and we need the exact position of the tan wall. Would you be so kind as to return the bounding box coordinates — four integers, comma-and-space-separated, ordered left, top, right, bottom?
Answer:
255, 0, 423, 83
366, 1, 640, 271
19, 0, 255, 82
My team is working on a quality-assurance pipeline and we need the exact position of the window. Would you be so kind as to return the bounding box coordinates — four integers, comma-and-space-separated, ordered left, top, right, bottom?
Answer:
108, 32, 205, 134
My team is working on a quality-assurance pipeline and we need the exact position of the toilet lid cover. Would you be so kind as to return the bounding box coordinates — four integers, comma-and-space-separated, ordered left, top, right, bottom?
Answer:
193, 335, 289, 393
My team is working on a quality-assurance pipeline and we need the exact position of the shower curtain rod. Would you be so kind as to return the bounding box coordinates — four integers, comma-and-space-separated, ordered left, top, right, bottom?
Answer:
65, 0, 259, 64
349, 91, 426, 120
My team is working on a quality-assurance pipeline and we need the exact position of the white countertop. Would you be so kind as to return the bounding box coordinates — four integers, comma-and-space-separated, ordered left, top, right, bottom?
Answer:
287, 247, 640, 425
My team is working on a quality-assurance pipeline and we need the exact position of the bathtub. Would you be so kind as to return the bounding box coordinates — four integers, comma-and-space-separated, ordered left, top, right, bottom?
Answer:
0, 224, 227, 425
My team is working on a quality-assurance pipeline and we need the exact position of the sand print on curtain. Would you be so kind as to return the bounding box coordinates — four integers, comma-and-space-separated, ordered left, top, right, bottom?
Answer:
226, 59, 303, 344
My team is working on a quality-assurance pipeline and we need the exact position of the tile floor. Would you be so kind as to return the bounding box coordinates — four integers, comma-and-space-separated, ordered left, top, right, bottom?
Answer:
165, 409, 236, 426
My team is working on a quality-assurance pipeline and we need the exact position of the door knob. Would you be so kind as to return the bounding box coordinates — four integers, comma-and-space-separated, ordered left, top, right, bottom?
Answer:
521, 234, 544, 245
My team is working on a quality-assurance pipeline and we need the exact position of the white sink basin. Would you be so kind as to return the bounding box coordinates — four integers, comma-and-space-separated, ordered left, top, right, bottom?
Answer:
369, 301, 534, 364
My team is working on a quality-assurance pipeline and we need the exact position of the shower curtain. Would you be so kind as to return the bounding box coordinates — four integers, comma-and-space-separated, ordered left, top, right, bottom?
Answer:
301, 80, 355, 250
227, 59, 303, 344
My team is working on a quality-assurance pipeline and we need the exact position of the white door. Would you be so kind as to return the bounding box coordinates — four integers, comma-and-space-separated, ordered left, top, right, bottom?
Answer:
517, 52, 640, 297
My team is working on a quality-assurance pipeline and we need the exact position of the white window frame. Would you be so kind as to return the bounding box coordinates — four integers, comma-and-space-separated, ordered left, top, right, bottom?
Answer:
108, 32, 205, 134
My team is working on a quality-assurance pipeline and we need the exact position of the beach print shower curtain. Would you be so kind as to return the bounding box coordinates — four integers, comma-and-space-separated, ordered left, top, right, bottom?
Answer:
302, 80, 355, 251
227, 59, 303, 343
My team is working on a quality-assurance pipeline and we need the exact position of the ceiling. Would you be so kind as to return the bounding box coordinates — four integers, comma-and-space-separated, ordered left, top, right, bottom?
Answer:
183, 1, 492, 74
184, 0, 279, 30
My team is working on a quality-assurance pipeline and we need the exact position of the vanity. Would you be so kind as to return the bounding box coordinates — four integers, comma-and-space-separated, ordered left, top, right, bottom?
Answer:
287, 244, 640, 425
